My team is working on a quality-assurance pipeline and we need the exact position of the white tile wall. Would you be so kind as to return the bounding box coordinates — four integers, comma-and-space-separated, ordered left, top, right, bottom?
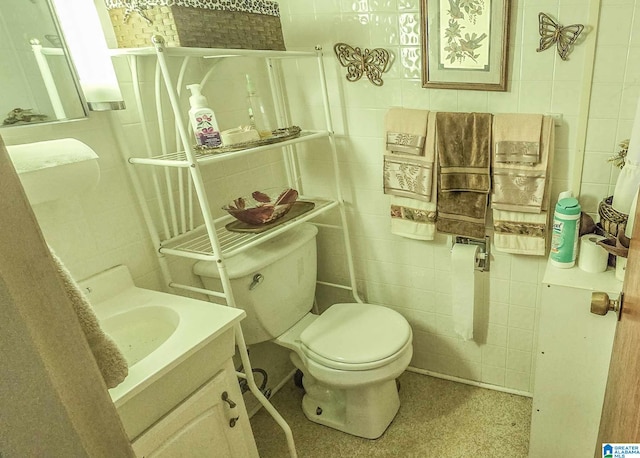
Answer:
277, 0, 640, 394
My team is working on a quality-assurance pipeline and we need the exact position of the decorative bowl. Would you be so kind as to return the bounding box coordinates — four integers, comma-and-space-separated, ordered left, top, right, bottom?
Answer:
222, 188, 299, 225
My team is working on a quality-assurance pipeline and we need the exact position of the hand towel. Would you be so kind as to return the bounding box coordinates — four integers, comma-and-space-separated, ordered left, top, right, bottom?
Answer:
492, 116, 555, 255
492, 114, 551, 213
385, 107, 429, 156
436, 112, 492, 239
50, 251, 128, 388
492, 209, 550, 255
493, 113, 543, 164
390, 196, 437, 240
383, 108, 433, 202
436, 112, 492, 193
387, 112, 438, 240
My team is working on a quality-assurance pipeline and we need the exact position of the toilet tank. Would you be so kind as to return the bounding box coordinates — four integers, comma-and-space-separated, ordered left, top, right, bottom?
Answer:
193, 223, 318, 345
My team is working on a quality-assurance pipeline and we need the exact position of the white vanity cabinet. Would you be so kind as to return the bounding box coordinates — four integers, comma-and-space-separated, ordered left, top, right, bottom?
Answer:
132, 360, 258, 458
529, 262, 621, 457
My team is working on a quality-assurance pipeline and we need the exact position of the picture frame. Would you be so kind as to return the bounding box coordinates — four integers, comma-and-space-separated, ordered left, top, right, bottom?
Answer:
420, 0, 511, 91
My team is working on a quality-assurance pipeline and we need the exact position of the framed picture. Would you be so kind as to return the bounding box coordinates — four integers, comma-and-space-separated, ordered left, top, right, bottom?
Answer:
420, 0, 511, 91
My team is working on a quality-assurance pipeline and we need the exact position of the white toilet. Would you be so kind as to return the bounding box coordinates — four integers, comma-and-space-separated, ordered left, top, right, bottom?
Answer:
193, 223, 413, 439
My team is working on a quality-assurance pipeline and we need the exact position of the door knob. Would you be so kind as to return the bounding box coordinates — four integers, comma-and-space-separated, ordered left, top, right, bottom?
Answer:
590, 291, 622, 319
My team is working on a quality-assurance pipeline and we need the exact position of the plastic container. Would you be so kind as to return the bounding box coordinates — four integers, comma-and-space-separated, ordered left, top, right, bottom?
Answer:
245, 74, 272, 138
186, 84, 221, 147
550, 197, 581, 268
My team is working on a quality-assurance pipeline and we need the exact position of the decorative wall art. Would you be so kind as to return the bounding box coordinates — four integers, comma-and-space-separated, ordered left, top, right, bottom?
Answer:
536, 12, 584, 61
420, 0, 510, 91
333, 43, 391, 86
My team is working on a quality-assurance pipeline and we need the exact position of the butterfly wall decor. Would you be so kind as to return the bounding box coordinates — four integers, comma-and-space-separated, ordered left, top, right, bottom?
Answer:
536, 12, 584, 61
333, 43, 391, 86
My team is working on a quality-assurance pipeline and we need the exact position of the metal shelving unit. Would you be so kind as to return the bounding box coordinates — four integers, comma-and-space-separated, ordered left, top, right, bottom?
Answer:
110, 35, 363, 458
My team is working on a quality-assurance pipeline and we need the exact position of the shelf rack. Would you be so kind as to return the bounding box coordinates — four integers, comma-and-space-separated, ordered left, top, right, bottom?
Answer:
110, 36, 363, 458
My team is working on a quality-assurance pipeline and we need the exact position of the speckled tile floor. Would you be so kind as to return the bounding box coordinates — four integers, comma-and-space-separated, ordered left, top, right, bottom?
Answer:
250, 371, 531, 458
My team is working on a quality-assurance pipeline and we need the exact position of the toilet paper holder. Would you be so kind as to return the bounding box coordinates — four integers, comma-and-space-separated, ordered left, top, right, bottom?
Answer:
452, 236, 490, 272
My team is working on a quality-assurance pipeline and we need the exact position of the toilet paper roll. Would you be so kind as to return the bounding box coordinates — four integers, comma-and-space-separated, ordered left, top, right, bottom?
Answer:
451, 244, 479, 341
7, 139, 100, 206
577, 234, 608, 273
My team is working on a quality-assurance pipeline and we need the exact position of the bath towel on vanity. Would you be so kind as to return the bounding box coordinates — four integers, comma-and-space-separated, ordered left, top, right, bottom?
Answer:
492, 115, 555, 255
50, 250, 128, 388
385, 110, 438, 240
492, 113, 547, 213
436, 112, 492, 239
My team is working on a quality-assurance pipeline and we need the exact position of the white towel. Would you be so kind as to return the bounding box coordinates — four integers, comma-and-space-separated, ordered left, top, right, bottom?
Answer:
390, 195, 436, 240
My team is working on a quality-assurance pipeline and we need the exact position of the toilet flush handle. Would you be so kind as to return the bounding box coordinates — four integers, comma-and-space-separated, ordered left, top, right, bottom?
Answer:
249, 273, 264, 290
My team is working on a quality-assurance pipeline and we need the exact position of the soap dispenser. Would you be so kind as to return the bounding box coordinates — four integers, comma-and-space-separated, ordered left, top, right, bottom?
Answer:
245, 74, 273, 138
187, 84, 222, 147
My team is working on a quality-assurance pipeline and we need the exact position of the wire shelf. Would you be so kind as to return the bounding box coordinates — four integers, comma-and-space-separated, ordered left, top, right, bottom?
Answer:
159, 198, 337, 260
128, 130, 329, 167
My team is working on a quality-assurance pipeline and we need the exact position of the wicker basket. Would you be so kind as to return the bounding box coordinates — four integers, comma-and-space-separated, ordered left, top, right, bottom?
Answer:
105, 0, 285, 50
598, 195, 628, 237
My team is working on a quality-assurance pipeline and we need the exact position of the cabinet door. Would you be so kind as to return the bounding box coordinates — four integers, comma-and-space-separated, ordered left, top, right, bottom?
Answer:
529, 284, 617, 457
132, 366, 258, 458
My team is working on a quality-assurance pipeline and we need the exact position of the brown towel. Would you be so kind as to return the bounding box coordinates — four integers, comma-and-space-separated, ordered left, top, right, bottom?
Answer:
50, 251, 128, 389
436, 112, 492, 193
436, 112, 492, 239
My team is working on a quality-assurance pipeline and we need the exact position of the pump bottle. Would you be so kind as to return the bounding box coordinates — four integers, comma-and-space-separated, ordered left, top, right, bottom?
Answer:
245, 74, 273, 138
186, 84, 221, 147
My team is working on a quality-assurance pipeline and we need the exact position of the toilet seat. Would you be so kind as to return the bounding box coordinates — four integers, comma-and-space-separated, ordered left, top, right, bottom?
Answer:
299, 303, 412, 371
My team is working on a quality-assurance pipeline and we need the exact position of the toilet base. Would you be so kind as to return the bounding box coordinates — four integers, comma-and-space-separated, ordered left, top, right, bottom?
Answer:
300, 375, 400, 439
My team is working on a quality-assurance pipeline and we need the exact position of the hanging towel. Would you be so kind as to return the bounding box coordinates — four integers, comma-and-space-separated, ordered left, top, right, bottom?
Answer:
385, 107, 429, 156
494, 113, 543, 164
492, 114, 550, 213
436, 112, 492, 239
386, 111, 438, 240
436, 112, 492, 193
383, 108, 433, 202
492, 116, 555, 255
50, 250, 128, 388
493, 209, 549, 255
390, 196, 437, 240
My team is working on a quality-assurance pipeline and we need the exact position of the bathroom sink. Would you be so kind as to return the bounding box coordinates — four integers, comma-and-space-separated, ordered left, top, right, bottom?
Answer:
80, 265, 246, 439
100, 305, 180, 366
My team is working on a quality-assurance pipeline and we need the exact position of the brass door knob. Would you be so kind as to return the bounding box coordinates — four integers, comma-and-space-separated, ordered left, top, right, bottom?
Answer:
590, 292, 620, 316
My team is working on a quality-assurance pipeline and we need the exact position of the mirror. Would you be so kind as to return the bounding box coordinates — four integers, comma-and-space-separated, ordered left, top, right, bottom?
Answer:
0, 0, 86, 127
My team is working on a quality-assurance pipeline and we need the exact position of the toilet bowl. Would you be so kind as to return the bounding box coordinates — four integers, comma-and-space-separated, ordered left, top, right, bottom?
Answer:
193, 223, 413, 439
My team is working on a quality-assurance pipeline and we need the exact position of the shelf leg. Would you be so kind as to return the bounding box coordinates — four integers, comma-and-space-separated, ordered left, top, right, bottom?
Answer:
234, 323, 298, 458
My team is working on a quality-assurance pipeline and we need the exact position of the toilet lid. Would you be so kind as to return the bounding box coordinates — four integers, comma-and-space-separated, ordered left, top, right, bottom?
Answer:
299, 303, 412, 369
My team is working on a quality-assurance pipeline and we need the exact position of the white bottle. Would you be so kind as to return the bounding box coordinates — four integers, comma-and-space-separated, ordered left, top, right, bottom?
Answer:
186, 84, 221, 147
245, 74, 273, 138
